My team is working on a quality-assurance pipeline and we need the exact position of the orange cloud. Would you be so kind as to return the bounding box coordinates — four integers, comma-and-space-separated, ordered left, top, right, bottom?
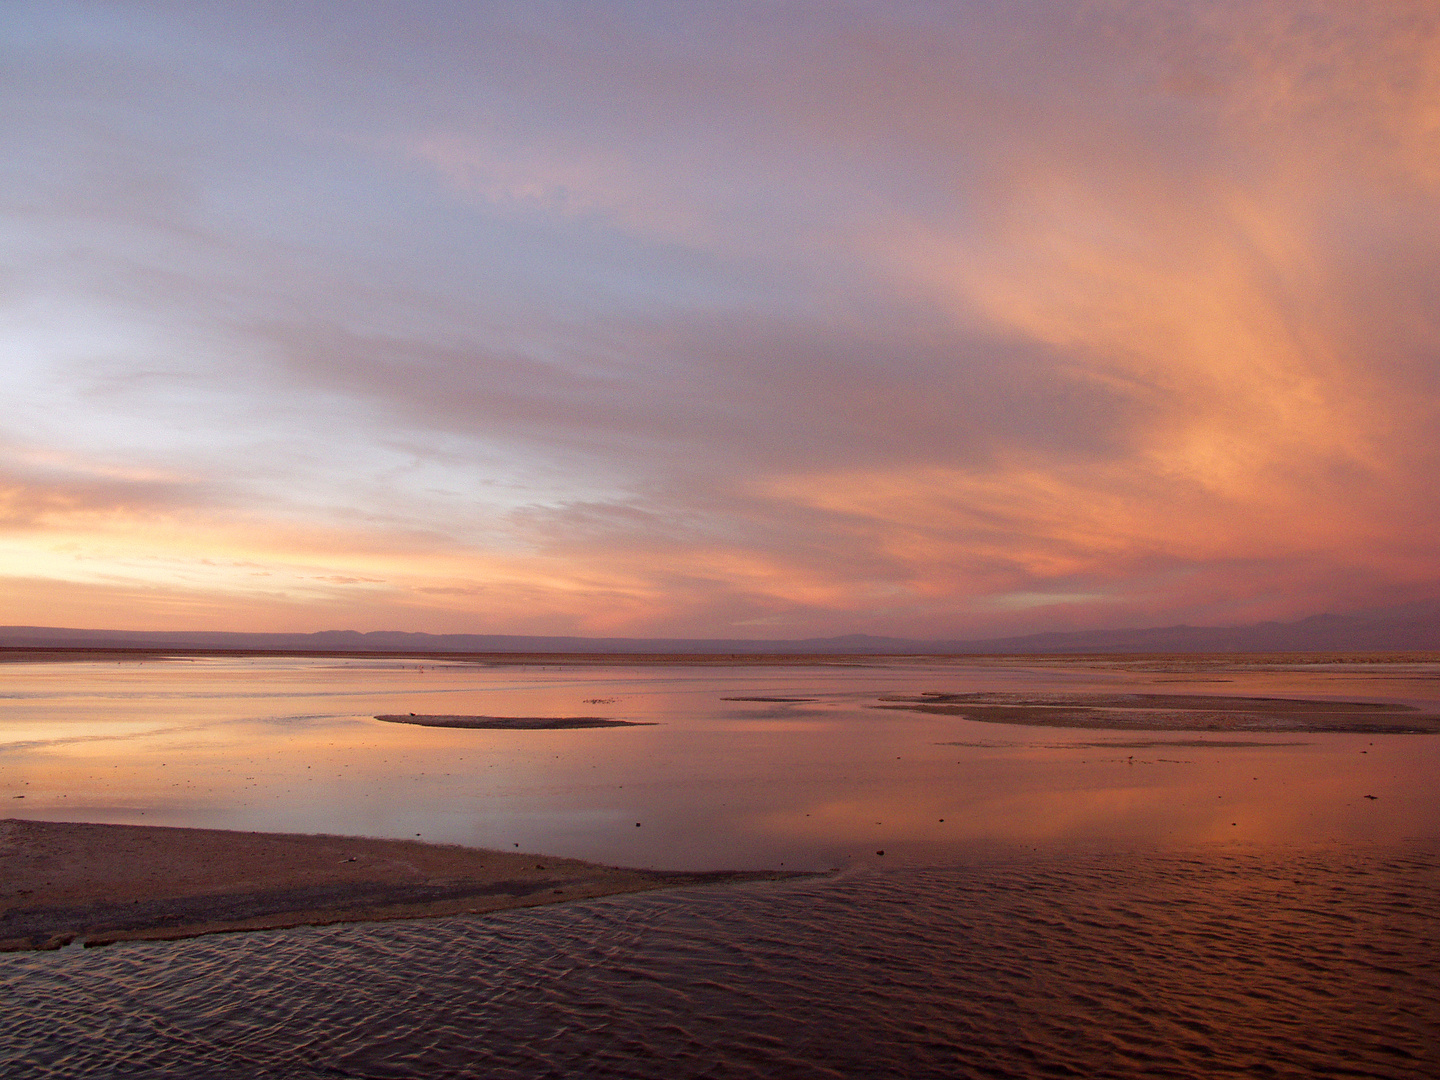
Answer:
2, 2, 1438, 637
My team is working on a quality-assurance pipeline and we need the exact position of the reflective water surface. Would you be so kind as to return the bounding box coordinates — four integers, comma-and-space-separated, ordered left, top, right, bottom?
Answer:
3, 655, 1439, 866
3, 656, 1439, 1077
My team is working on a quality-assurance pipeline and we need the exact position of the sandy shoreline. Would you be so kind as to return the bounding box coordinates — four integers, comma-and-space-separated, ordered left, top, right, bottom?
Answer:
6, 647, 1440, 668
0, 648, 885, 666
874, 691, 1440, 733
0, 819, 801, 952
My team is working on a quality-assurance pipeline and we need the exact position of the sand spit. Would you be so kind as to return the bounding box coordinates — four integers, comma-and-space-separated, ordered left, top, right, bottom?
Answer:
0, 649, 196, 664
0, 820, 797, 952
375, 714, 653, 729
721, 696, 819, 703
0, 648, 883, 667
876, 692, 1440, 733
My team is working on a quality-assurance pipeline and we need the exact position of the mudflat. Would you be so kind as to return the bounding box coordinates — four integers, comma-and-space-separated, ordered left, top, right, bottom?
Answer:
873, 691, 1440, 733
0, 819, 792, 952
375, 714, 651, 729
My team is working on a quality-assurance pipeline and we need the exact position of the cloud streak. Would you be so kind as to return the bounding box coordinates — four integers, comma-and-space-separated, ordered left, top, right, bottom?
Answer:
1, 1, 1437, 636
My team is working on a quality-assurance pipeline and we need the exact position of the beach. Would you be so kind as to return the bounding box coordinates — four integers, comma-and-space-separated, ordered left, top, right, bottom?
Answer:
0, 819, 791, 951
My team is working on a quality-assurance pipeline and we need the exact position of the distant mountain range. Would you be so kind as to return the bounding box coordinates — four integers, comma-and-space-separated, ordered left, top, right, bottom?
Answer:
5, 601, 1440, 654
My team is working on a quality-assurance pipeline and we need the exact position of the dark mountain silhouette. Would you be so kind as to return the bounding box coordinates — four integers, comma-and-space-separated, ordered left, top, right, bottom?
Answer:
4, 601, 1440, 654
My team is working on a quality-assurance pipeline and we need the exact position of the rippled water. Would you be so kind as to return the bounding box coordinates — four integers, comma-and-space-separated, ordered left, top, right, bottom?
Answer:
4, 847, 1436, 1079
4, 656, 1440, 1076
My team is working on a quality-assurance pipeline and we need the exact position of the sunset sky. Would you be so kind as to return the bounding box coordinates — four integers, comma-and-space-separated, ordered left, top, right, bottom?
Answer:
3, 1, 1438, 639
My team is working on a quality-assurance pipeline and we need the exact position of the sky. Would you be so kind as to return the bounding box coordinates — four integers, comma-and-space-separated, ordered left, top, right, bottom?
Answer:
2, 0, 1439, 640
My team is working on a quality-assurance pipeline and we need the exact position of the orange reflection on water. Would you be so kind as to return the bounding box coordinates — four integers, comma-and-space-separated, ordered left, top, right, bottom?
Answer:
2, 656, 1437, 870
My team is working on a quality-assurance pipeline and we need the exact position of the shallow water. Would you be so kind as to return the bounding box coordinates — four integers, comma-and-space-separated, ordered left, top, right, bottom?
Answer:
4, 848, 1436, 1078
3, 655, 1438, 866
3, 655, 1439, 1076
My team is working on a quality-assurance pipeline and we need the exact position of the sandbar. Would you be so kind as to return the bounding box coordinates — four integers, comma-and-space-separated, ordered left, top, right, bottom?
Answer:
375, 714, 653, 729
0, 819, 794, 952
875, 692, 1440, 733
722, 696, 819, 703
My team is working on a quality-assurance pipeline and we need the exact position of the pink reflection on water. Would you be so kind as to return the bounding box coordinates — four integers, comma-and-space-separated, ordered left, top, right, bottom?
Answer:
2, 656, 1437, 869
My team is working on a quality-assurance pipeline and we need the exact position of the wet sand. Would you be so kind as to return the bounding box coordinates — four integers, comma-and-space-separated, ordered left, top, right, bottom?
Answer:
375, 714, 651, 729
0, 820, 796, 952
0, 648, 884, 666
875, 691, 1440, 733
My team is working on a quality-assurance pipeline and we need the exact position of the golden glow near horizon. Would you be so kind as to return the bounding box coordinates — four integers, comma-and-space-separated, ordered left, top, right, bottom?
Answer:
2, 2, 1438, 637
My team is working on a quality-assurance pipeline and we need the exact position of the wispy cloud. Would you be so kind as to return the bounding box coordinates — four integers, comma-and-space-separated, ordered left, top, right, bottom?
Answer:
1, 1, 1437, 636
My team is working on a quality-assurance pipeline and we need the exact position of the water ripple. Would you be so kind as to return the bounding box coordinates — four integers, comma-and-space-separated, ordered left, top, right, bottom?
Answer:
2, 846, 1436, 1078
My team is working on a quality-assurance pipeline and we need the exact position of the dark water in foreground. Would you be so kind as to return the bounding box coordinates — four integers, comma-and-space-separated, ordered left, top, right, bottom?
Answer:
5, 845, 1436, 1079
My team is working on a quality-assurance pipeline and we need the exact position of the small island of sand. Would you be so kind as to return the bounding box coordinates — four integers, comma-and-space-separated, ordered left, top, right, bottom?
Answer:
375, 714, 653, 729
0, 819, 794, 952
873, 691, 1440, 733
